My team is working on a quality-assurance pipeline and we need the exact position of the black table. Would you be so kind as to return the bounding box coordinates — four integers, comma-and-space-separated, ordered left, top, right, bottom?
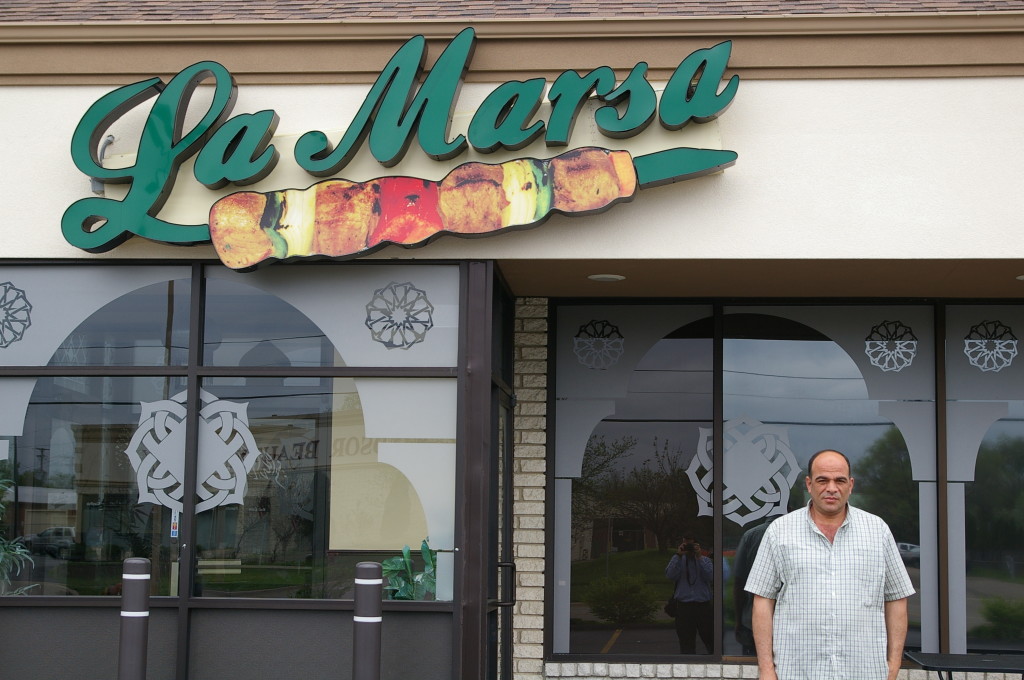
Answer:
904, 650, 1024, 679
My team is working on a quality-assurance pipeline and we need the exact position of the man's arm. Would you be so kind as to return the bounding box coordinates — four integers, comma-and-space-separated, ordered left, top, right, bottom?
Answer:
884, 597, 908, 680
752, 594, 777, 680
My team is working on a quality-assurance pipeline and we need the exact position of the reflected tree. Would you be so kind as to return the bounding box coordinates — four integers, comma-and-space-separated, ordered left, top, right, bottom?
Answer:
853, 427, 919, 544
967, 435, 1024, 556
572, 436, 636, 550
598, 439, 702, 551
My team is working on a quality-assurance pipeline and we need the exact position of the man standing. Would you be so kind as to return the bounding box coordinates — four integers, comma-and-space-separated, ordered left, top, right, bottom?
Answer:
744, 450, 914, 680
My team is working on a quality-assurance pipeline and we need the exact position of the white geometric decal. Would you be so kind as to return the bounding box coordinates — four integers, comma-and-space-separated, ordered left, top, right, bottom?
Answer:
963, 320, 1018, 373
864, 320, 918, 372
686, 417, 800, 527
124, 389, 264, 513
572, 320, 625, 370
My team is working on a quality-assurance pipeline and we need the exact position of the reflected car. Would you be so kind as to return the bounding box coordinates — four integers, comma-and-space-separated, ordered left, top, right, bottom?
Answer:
897, 542, 920, 567
20, 526, 78, 559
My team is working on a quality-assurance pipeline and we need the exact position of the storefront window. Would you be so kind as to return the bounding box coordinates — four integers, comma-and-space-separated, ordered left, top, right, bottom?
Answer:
0, 264, 459, 601
553, 305, 714, 654
5, 375, 183, 596
722, 307, 933, 655
192, 376, 456, 599
946, 305, 1024, 652
553, 304, 937, 657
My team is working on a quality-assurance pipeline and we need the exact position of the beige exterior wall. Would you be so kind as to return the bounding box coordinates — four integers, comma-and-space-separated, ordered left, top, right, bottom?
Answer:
4, 14, 1024, 297
7, 77, 1024, 282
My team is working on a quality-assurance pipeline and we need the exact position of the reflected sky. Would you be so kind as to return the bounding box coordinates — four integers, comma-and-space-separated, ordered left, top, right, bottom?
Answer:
592, 333, 901, 476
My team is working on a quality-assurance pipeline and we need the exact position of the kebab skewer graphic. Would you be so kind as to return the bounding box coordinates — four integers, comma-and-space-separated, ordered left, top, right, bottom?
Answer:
208, 145, 737, 270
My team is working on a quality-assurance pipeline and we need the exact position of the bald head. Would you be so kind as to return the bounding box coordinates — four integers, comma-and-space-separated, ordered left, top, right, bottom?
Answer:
805, 449, 854, 519
808, 449, 851, 478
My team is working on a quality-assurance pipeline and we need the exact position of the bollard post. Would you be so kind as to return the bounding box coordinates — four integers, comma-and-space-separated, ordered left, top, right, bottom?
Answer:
352, 561, 383, 680
118, 557, 152, 680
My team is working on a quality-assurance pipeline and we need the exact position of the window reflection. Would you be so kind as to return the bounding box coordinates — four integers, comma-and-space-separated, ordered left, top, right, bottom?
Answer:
0, 265, 461, 604
946, 305, 1024, 652
721, 311, 925, 656
964, 411, 1024, 652
555, 305, 932, 657
48, 279, 191, 367
8, 376, 184, 596
563, 313, 714, 655
194, 376, 454, 600
203, 277, 335, 368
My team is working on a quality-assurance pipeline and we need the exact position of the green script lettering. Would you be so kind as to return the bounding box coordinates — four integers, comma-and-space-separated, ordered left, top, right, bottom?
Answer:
659, 41, 738, 130
194, 110, 280, 189
546, 67, 619, 146
294, 28, 474, 175
62, 61, 238, 251
62, 33, 739, 253
468, 78, 547, 153
594, 62, 658, 139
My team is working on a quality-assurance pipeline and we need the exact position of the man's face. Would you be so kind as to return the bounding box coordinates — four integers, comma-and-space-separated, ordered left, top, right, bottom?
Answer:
804, 451, 854, 518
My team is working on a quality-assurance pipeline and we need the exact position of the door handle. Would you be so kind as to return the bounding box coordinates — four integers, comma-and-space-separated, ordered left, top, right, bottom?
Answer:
496, 561, 516, 607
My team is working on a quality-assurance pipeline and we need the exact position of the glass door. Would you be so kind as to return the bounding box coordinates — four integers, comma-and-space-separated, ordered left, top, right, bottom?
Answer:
489, 391, 515, 679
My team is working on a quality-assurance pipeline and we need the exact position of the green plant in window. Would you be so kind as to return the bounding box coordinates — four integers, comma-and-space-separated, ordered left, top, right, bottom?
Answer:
0, 477, 34, 595
382, 539, 436, 600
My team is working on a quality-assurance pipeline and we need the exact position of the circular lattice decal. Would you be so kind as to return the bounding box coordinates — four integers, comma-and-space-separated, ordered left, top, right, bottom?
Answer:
0, 281, 32, 349
865, 320, 918, 372
963, 320, 1018, 372
124, 389, 265, 513
687, 417, 800, 527
365, 281, 435, 349
573, 320, 625, 369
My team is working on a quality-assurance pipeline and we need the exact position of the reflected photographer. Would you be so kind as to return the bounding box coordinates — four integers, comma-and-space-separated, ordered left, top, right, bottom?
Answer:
665, 533, 713, 654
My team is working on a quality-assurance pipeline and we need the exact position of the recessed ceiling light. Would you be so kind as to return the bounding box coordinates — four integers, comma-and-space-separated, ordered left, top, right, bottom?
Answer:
588, 274, 626, 282
1016, 274, 1024, 281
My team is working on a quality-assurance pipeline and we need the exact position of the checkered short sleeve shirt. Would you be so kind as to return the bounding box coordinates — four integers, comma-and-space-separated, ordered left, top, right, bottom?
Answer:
744, 504, 915, 680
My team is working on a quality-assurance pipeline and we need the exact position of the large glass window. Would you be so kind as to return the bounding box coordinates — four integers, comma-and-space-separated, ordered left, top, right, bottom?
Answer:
193, 376, 456, 599
722, 307, 933, 655
0, 264, 459, 601
553, 303, 940, 658
6, 375, 184, 596
553, 305, 713, 655
946, 305, 1024, 653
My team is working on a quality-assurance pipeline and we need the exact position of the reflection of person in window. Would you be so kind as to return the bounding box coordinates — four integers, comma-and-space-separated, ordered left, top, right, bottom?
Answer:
732, 518, 775, 655
665, 534, 713, 654
733, 501, 794, 656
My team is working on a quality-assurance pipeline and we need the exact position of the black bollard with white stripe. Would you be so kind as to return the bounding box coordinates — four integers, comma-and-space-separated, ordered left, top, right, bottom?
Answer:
352, 562, 383, 680
118, 557, 151, 680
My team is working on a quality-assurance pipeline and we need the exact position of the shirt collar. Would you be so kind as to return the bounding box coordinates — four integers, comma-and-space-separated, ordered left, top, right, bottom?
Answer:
803, 500, 853, 528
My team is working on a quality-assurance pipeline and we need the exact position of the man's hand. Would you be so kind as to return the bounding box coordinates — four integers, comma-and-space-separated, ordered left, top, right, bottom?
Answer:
752, 595, 777, 680
884, 597, 908, 680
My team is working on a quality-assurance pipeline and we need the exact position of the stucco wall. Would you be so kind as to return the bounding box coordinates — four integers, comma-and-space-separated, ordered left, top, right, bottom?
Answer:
5, 76, 1024, 264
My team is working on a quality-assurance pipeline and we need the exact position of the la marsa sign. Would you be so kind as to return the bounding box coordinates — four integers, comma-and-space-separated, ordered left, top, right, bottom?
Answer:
63, 28, 739, 268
